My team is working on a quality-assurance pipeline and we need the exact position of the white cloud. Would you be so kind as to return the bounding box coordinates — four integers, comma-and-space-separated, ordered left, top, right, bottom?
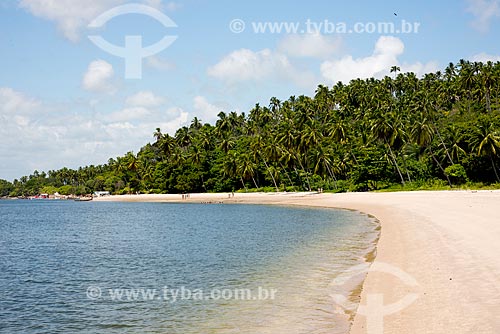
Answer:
141, 0, 163, 9
0, 87, 188, 181
466, 0, 500, 32
165, 1, 182, 11
208, 48, 316, 88
146, 56, 176, 71
161, 107, 189, 130
208, 48, 289, 82
82, 60, 116, 93
400, 61, 440, 76
105, 107, 151, 122
19, 0, 179, 41
125, 91, 165, 107
19, 0, 122, 42
14, 115, 30, 127
471, 52, 500, 62
320, 36, 438, 84
0, 87, 40, 114
278, 33, 342, 59
192, 96, 224, 124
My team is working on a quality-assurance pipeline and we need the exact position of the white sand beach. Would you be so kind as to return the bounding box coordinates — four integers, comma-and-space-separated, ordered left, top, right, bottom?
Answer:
94, 191, 500, 333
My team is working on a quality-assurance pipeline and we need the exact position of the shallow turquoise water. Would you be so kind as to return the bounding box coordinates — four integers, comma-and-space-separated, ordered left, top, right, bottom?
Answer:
0, 200, 378, 333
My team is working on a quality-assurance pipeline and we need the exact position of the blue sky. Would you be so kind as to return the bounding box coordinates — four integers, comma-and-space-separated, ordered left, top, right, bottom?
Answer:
1, 0, 500, 180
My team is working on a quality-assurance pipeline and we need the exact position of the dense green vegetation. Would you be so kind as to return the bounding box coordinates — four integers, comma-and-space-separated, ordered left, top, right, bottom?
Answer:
1, 60, 500, 197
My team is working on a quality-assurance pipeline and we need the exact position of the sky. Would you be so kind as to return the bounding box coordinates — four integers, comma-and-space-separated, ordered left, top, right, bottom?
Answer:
1, 0, 500, 181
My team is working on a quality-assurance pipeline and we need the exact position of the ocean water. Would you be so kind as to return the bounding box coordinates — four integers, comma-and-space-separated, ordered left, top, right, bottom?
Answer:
0, 200, 378, 334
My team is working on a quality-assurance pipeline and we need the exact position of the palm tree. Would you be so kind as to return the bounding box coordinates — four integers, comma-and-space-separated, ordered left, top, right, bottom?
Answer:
390, 65, 400, 80
250, 135, 279, 191
371, 111, 406, 185
219, 134, 234, 153
411, 116, 452, 187
159, 134, 175, 160
446, 125, 467, 163
153, 128, 162, 143
413, 90, 454, 165
215, 111, 230, 136
237, 153, 259, 189
190, 117, 202, 131
311, 146, 338, 187
198, 126, 213, 151
175, 126, 191, 149
458, 59, 476, 113
473, 121, 500, 182
477, 61, 494, 112
188, 144, 207, 190
269, 97, 281, 121
222, 150, 239, 187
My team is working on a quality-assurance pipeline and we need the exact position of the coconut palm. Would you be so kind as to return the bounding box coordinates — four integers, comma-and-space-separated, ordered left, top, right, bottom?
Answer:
371, 111, 406, 185
473, 121, 500, 182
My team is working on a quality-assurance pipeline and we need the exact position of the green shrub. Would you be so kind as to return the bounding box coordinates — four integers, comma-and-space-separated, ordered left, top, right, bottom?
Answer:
39, 185, 59, 195
58, 185, 73, 195
445, 164, 468, 185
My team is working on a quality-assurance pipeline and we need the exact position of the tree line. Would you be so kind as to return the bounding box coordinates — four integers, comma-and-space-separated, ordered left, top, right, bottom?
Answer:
1, 59, 499, 197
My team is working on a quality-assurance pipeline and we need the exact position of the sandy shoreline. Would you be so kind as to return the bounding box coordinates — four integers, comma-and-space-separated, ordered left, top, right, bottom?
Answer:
94, 191, 500, 333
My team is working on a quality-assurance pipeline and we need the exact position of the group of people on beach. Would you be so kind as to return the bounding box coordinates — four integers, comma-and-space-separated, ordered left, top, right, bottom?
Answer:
180, 192, 233, 201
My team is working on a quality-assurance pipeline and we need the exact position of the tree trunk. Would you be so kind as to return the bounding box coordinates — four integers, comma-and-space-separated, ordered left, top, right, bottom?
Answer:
401, 151, 412, 183
351, 151, 359, 165
467, 91, 472, 114
201, 174, 207, 192
432, 123, 454, 165
429, 146, 453, 187
496, 84, 499, 112
251, 176, 259, 189
490, 155, 500, 182
280, 162, 294, 188
485, 89, 492, 113
386, 141, 405, 186
325, 163, 338, 189
295, 157, 312, 191
262, 159, 279, 192
293, 165, 310, 191
240, 176, 248, 192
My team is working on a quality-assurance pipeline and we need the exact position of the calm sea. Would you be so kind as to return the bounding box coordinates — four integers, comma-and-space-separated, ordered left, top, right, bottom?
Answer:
0, 200, 378, 334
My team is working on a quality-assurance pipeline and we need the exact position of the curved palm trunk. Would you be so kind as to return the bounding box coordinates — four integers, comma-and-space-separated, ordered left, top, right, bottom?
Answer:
295, 156, 311, 191
351, 152, 359, 165
325, 163, 338, 189
262, 159, 279, 192
251, 176, 259, 189
386, 141, 405, 186
292, 165, 310, 191
240, 176, 248, 192
431, 121, 454, 164
429, 146, 453, 187
278, 162, 294, 187
401, 152, 412, 182
437, 131, 454, 164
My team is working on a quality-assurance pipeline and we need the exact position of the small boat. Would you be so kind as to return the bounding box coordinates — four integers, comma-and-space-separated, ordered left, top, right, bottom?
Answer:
74, 197, 93, 202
